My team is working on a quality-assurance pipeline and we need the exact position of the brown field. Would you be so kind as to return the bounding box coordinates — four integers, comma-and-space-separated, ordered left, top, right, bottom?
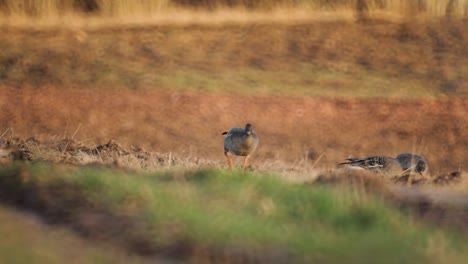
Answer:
1, 86, 467, 175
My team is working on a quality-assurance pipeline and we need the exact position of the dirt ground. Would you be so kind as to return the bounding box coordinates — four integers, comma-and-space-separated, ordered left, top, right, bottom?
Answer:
1, 87, 466, 174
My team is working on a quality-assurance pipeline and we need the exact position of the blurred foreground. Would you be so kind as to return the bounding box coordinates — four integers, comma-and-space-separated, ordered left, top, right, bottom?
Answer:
0, 162, 467, 263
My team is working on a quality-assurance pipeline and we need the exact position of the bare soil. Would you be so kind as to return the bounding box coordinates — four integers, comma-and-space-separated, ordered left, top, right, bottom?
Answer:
1, 87, 467, 174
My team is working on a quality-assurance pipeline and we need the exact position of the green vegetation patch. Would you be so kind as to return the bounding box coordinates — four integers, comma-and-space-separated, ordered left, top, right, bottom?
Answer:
155, 66, 438, 97
0, 163, 467, 263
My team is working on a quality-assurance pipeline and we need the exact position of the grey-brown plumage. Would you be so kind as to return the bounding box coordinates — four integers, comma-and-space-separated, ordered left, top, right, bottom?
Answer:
339, 155, 403, 176
339, 153, 428, 177
395, 153, 428, 176
222, 123, 259, 170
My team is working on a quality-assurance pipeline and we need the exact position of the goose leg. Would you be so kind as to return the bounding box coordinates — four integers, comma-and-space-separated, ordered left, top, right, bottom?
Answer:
242, 155, 250, 170
224, 152, 233, 169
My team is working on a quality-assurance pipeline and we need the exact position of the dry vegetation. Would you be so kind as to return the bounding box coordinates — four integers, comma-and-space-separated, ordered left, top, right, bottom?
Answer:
0, 0, 467, 19
1, 87, 467, 175
1, 18, 467, 96
0, 136, 214, 170
0, 1, 467, 31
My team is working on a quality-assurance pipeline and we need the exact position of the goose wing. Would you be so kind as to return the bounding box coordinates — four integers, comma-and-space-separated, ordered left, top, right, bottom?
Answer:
339, 156, 398, 170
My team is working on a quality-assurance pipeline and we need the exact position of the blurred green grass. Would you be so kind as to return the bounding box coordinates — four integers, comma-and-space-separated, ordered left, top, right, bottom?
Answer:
1, 163, 467, 263
155, 66, 437, 97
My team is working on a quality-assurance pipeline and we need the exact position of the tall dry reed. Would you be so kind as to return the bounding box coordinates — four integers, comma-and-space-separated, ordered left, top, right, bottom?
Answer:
0, 0, 466, 18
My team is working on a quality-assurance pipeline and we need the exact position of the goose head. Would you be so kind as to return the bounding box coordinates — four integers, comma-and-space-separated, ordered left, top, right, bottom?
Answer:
244, 123, 254, 135
416, 159, 428, 175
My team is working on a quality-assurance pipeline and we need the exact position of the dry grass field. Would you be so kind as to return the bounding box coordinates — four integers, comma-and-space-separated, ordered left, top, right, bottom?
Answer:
1, 1, 468, 263
1, 20, 467, 95
1, 0, 467, 21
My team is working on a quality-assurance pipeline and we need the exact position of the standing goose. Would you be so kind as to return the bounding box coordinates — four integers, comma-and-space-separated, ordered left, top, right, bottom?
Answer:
222, 123, 259, 170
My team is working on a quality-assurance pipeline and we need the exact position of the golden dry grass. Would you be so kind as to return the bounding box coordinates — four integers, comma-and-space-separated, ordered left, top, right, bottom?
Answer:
0, 0, 467, 29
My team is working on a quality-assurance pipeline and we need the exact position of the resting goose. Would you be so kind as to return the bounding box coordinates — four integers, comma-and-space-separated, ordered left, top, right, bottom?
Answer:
395, 153, 428, 176
339, 155, 403, 176
339, 153, 428, 177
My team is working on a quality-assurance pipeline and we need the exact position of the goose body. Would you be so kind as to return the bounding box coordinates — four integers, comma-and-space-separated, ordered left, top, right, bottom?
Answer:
339, 153, 428, 176
222, 123, 259, 169
339, 155, 403, 176
395, 153, 428, 176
